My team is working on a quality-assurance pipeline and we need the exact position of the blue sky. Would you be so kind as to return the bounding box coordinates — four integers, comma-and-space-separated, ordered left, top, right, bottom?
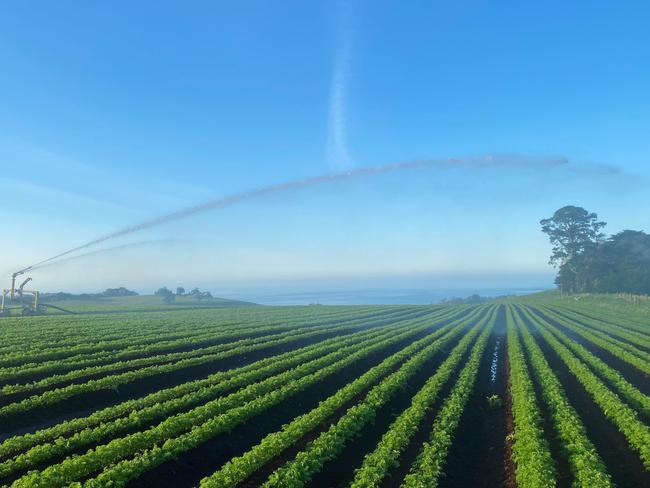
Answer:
1, 1, 649, 294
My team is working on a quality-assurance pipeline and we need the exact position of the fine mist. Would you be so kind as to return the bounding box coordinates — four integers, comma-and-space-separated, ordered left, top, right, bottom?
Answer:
22, 154, 566, 272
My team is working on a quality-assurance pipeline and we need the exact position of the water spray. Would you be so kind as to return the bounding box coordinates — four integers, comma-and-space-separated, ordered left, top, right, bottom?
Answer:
30, 240, 180, 272
20, 154, 567, 272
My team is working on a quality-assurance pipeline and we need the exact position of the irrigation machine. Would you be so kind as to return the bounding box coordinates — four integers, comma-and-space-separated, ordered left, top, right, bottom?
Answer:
0, 267, 43, 316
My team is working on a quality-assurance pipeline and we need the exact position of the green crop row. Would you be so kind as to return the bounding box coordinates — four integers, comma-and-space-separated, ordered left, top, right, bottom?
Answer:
0, 306, 466, 464
0, 304, 392, 359
525, 306, 650, 420
512, 307, 613, 488
0, 306, 428, 385
541, 305, 650, 360
81, 310, 475, 488
0, 306, 366, 346
548, 306, 650, 350
205, 307, 493, 488
400, 307, 494, 488
0, 318, 413, 478
1, 325, 339, 395
0, 306, 403, 367
559, 303, 650, 335
521, 307, 650, 470
345, 308, 495, 488
538, 306, 650, 375
0, 307, 388, 380
0, 307, 432, 395
11, 308, 469, 488
504, 305, 556, 488
0, 314, 410, 418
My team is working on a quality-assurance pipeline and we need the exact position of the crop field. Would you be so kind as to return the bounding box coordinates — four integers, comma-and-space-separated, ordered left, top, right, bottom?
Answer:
0, 300, 648, 487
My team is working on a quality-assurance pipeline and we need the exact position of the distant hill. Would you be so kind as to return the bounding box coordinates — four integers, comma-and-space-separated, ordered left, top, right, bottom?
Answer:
41, 287, 139, 302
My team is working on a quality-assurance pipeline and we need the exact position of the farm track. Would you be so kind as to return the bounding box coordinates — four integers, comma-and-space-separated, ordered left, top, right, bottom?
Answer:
0, 301, 648, 488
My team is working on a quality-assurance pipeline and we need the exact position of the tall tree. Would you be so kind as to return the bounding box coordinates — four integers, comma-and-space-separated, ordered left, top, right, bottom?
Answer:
540, 206, 606, 267
596, 231, 650, 294
542, 206, 650, 295
154, 286, 176, 304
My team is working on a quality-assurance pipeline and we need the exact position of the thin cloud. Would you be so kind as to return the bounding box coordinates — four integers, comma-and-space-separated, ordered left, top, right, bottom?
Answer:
326, 1, 355, 169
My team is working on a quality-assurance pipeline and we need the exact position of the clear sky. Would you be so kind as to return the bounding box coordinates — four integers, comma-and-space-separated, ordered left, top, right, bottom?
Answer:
0, 1, 649, 294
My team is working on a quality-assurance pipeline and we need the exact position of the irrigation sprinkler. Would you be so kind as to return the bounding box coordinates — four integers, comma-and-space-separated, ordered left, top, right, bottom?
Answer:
1, 267, 41, 316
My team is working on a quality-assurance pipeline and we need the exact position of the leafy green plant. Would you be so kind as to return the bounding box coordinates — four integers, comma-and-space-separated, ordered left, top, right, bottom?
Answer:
505, 305, 555, 488
521, 306, 650, 469
513, 307, 613, 488
486, 394, 502, 410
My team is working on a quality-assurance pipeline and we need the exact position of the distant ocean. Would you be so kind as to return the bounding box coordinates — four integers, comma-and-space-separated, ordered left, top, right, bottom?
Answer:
225, 288, 547, 306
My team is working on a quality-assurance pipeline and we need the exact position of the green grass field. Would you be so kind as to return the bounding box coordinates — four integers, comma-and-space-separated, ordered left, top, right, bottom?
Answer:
0, 295, 647, 487
2, 294, 256, 315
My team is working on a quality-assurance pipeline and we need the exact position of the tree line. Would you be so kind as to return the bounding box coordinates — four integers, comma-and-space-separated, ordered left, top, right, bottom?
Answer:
154, 286, 213, 304
541, 205, 650, 295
